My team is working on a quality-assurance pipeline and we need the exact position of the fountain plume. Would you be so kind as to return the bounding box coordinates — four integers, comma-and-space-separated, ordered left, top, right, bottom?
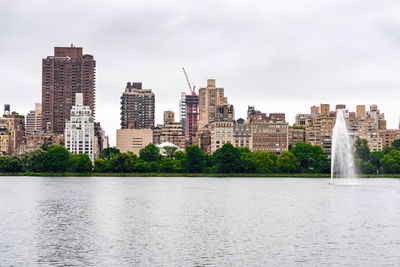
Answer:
331, 109, 357, 183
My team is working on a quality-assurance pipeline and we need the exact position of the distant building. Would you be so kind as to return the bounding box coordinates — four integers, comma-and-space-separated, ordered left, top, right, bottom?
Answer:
379, 129, 400, 148
185, 94, 199, 146
198, 79, 227, 129
42, 45, 96, 134
116, 129, 153, 155
153, 123, 185, 149
65, 93, 95, 162
120, 82, 155, 129
233, 119, 253, 150
26, 103, 42, 133
0, 125, 11, 155
164, 111, 175, 125
179, 92, 186, 132
24, 132, 64, 153
251, 120, 288, 154
0, 109, 25, 154
288, 127, 306, 149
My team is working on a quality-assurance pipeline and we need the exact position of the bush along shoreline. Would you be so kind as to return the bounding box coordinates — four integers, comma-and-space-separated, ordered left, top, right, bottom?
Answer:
0, 138, 400, 176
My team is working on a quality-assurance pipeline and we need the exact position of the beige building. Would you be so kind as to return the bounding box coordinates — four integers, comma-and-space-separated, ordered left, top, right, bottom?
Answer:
164, 111, 175, 125
0, 125, 11, 155
233, 119, 253, 150
22, 132, 64, 153
210, 120, 234, 153
153, 122, 185, 149
379, 129, 400, 148
198, 79, 228, 129
116, 129, 153, 155
288, 127, 306, 149
347, 117, 382, 152
305, 104, 335, 155
26, 103, 42, 133
251, 120, 288, 154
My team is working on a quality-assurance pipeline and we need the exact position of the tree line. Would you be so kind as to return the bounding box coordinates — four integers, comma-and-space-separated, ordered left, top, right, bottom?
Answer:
0, 139, 399, 174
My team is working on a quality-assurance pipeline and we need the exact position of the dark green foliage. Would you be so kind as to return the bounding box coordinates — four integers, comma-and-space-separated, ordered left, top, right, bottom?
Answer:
213, 143, 242, 173
355, 138, 370, 162
134, 159, 150, 172
183, 145, 207, 173
251, 151, 275, 173
1, 155, 24, 172
94, 158, 112, 173
140, 144, 161, 162
277, 151, 299, 173
392, 139, 400, 151
162, 146, 179, 159
70, 154, 92, 172
159, 158, 180, 173
290, 142, 329, 173
101, 147, 120, 160
111, 153, 133, 173
46, 145, 70, 172
369, 151, 384, 174
381, 150, 400, 174
27, 149, 47, 172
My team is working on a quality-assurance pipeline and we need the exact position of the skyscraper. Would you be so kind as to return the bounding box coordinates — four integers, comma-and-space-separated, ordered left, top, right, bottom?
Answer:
120, 82, 155, 129
65, 93, 95, 162
42, 45, 96, 134
198, 79, 226, 129
26, 103, 42, 133
179, 92, 186, 131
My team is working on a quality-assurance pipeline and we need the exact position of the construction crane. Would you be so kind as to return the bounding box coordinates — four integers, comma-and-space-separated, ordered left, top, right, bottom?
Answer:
182, 67, 196, 95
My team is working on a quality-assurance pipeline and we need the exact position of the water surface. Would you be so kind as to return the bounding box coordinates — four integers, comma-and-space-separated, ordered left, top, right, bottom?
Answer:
0, 177, 400, 266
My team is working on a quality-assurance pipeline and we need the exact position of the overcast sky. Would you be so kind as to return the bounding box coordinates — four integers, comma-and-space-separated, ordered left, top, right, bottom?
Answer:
1, 0, 400, 145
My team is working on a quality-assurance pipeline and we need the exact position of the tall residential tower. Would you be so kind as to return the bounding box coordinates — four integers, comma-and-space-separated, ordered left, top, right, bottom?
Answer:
42, 45, 96, 134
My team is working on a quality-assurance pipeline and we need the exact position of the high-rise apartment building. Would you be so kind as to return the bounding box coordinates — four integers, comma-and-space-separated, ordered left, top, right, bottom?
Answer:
0, 110, 25, 154
42, 45, 96, 134
179, 92, 186, 132
26, 103, 42, 133
120, 82, 155, 129
185, 94, 199, 146
198, 79, 226, 129
65, 93, 95, 162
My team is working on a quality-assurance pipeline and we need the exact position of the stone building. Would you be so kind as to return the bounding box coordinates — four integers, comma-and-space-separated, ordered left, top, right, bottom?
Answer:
116, 129, 153, 155
120, 82, 155, 130
42, 46, 96, 134
26, 103, 42, 133
65, 93, 95, 162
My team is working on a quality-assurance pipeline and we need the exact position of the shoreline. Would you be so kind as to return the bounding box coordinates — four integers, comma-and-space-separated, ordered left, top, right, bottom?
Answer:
0, 172, 399, 178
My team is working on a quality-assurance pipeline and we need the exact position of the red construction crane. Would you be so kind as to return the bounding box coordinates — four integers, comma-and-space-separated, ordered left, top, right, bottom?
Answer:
182, 67, 196, 95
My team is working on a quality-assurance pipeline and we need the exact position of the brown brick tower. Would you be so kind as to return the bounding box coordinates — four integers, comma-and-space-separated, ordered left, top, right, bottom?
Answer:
42, 45, 96, 134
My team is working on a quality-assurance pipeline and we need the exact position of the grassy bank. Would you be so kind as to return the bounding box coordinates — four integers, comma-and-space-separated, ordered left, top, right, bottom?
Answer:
1, 172, 399, 178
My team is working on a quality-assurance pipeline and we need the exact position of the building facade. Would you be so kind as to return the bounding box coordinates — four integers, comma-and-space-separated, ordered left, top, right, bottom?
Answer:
198, 79, 226, 129
120, 82, 155, 129
65, 94, 95, 162
42, 45, 96, 134
26, 103, 42, 133
116, 129, 153, 155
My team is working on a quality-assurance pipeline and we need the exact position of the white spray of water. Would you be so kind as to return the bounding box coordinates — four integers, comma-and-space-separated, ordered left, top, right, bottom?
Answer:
330, 109, 357, 184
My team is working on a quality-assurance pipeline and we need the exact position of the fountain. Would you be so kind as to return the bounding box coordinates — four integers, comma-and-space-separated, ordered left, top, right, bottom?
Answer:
330, 109, 357, 184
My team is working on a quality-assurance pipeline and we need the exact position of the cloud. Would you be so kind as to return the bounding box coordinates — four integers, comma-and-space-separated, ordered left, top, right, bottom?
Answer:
1, 0, 400, 145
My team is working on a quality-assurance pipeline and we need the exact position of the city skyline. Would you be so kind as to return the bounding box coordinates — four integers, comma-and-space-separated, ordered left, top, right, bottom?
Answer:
2, 0, 400, 145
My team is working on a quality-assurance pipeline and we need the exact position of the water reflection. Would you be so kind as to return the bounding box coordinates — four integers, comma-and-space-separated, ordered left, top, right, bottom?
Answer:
0, 177, 399, 265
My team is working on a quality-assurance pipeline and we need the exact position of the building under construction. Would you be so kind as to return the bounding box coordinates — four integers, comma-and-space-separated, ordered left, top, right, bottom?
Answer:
185, 94, 199, 146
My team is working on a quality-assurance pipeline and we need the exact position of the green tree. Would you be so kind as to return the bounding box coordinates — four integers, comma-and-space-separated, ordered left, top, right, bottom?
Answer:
391, 139, 400, 151
380, 150, 400, 174
162, 146, 179, 159
101, 147, 120, 160
27, 149, 47, 172
252, 150, 275, 173
3, 155, 24, 172
70, 154, 92, 172
159, 157, 179, 172
277, 151, 299, 173
140, 144, 161, 162
239, 148, 258, 173
94, 158, 112, 173
369, 151, 384, 174
213, 143, 242, 173
46, 145, 70, 172
183, 145, 206, 173
355, 138, 370, 162
111, 153, 134, 173
134, 159, 150, 172
290, 142, 329, 173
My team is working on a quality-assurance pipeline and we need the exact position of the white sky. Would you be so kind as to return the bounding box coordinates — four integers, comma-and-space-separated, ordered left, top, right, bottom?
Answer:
1, 0, 400, 145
